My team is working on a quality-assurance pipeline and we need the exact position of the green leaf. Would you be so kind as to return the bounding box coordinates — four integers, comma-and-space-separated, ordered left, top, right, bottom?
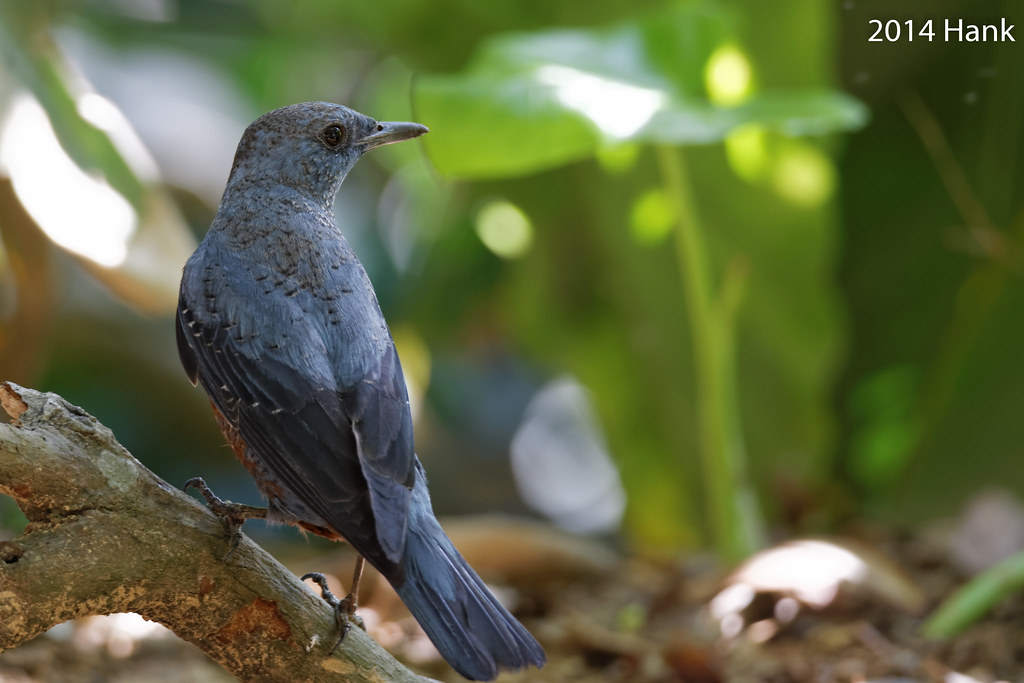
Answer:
413, 5, 867, 178
416, 75, 600, 178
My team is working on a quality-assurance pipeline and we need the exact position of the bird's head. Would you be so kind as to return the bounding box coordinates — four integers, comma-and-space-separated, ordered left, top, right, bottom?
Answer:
225, 102, 428, 205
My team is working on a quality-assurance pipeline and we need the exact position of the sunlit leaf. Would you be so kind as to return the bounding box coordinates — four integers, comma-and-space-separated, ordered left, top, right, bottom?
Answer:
0, 29, 194, 313
0, 11, 145, 207
415, 75, 600, 178
414, 5, 867, 178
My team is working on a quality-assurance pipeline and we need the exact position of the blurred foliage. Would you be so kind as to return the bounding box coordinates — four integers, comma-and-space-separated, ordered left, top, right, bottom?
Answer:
413, 5, 863, 177
839, 0, 1024, 521
0, 0, 1021, 563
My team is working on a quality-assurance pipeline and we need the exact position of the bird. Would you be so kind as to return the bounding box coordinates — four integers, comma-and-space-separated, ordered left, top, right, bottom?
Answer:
175, 102, 546, 681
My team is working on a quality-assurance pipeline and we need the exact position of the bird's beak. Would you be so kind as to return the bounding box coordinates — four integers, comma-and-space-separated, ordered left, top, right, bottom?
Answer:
359, 121, 429, 151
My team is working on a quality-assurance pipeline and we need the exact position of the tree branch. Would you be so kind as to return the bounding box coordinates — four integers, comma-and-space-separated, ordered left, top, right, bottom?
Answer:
0, 382, 430, 682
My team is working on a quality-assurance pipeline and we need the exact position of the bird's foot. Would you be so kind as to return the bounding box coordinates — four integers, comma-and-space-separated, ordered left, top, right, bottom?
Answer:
302, 571, 366, 651
184, 476, 268, 559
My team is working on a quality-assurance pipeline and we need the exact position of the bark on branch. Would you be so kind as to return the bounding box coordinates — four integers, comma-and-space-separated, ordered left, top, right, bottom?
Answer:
0, 382, 429, 682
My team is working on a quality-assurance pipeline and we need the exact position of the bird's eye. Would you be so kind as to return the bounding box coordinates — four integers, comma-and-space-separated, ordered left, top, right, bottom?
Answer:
321, 124, 346, 148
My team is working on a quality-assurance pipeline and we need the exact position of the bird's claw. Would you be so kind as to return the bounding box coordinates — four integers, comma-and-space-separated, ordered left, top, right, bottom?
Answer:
303, 571, 365, 651
184, 476, 267, 559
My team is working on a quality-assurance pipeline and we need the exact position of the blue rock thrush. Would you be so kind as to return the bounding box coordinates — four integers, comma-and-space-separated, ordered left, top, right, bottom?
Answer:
176, 102, 545, 681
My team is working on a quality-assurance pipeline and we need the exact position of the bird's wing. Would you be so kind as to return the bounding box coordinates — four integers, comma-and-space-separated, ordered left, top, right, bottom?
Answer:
177, 255, 414, 566
342, 340, 417, 560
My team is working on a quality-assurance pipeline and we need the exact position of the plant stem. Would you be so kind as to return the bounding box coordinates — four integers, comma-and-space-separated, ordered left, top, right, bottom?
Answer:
656, 145, 763, 563
922, 550, 1024, 639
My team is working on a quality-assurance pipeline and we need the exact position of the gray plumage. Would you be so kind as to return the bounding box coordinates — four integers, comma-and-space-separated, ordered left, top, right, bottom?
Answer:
176, 102, 545, 681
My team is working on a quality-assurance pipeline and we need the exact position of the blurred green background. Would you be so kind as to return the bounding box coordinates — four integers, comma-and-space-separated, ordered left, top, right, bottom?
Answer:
0, 0, 1021, 562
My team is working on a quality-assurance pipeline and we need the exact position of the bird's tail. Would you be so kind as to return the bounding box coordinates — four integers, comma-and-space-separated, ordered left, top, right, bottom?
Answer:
394, 482, 545, 681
